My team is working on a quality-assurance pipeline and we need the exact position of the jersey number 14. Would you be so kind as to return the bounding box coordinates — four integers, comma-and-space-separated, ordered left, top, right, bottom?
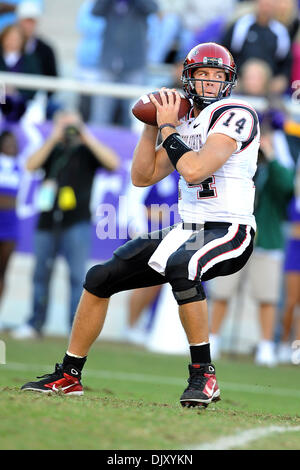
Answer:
223, 112, 246, 134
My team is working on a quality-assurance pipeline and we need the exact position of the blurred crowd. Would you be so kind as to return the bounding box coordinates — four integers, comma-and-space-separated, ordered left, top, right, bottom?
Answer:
0, 0, 300, 367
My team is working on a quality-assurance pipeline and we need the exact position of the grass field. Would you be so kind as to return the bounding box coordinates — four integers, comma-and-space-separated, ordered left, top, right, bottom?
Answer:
1, 334, 300, 451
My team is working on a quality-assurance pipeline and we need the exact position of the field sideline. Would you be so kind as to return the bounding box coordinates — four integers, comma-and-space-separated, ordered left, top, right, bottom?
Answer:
1, 335, 300, 451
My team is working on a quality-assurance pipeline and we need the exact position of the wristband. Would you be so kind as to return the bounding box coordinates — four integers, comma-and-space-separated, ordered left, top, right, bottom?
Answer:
159, 123, 176, 131
162, 133, 192, 168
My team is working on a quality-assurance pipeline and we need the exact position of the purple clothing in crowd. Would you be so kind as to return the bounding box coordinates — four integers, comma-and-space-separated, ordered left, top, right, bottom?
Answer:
0, 155, 22, 240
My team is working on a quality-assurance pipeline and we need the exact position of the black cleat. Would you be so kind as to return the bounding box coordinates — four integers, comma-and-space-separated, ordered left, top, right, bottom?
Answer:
21, 363, 83, 395
180, 363, 220, 408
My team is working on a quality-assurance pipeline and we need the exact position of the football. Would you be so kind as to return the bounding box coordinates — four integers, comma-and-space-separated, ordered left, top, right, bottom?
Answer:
132, 91, 191, 126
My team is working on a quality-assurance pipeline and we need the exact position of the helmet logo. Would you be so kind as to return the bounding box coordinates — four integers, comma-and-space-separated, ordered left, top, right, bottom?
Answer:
203, 57, 223, 67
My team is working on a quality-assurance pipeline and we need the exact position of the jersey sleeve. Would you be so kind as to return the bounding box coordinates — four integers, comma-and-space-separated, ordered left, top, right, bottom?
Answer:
207, 106, 259, 151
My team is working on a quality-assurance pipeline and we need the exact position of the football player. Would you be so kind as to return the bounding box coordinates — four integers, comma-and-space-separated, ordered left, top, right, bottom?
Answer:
21, 43, 259, 408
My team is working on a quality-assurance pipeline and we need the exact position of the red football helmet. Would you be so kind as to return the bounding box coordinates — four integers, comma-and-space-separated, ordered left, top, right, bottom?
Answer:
181, 42, 237, 107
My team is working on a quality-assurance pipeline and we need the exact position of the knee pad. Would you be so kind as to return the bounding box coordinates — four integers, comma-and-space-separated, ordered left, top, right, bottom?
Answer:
171, 278, 206, 305
83, 257, 118, 298
164, 252, 206, 305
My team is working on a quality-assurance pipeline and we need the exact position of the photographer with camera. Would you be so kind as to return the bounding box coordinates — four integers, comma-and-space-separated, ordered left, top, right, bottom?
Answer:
11, 110, 119, 339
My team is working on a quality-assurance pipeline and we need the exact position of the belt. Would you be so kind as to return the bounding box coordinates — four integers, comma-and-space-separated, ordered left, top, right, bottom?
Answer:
182, 221, 232, 230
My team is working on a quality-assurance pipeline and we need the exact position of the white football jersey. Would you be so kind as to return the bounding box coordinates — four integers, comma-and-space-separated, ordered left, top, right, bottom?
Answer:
176, 97, 260, 230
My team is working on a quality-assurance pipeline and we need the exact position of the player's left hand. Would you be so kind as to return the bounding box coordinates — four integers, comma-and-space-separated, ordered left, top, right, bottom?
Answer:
149, 87, 181, 128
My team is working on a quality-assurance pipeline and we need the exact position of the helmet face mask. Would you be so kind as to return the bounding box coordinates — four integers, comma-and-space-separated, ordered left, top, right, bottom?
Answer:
181, 43, 237, 108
